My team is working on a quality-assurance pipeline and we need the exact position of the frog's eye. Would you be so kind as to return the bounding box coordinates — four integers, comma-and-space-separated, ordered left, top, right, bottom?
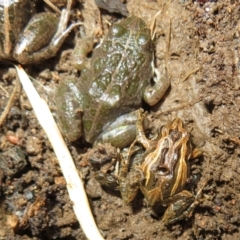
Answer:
106, 175, 115, 182
111, 24, 126, 37
158, 164, 170, 176
137, 33, 149, 46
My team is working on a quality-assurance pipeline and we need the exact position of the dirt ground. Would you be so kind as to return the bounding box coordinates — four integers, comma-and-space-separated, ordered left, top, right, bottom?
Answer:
1, 0, 240, 239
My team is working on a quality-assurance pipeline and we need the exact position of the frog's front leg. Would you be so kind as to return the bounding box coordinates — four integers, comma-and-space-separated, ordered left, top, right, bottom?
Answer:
162, 190, 197, 225
14, 0, 82, 64
92, 143, 144, 203
144, 66, 170, 106
93, 156, 142, 203
93, 171, 120, 191
118, 153, 143, 204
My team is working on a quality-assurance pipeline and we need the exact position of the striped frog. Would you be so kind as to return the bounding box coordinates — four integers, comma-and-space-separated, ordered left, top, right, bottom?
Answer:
95, 110, 203, 224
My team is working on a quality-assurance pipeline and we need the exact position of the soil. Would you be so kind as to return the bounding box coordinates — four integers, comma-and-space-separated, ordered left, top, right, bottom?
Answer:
0, 0, 240, 239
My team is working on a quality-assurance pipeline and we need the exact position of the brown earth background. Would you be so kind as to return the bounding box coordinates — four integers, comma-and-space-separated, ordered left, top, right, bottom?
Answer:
0, 0, 240, 239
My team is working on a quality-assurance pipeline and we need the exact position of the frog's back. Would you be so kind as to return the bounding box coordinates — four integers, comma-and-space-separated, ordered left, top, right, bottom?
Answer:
81, 16, 154, 143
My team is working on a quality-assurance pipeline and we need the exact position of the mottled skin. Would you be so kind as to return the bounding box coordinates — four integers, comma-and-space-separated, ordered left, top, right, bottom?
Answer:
56, 16, 169, 147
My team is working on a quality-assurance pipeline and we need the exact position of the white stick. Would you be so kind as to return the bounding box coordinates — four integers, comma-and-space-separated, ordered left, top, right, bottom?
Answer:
16, 65, 104, 240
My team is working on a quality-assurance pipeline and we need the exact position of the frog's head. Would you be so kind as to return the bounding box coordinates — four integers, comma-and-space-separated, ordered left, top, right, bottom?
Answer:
108, 16, 152, 50
140, 118, 193, 205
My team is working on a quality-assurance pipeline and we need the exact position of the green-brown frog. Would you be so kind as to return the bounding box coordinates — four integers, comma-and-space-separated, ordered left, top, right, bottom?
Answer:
94, 109, 204, 224
55, 16, 170, 148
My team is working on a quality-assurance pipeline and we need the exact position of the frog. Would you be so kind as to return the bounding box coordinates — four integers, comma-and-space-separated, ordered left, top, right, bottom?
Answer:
0, 0, 80, 64
94, 109, 204, 224
55, 16, 170, 148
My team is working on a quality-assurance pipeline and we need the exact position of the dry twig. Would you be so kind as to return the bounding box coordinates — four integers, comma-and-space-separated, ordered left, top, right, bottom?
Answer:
0, 76, 21, 127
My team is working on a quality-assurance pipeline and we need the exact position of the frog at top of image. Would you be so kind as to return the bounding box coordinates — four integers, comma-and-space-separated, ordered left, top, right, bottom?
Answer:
55, 16, 170, 148
0, 0, 79, 64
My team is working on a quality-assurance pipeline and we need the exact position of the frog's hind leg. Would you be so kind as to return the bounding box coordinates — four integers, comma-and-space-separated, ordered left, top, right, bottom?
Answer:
95, 110, 141, 149
14, 0, 83, 64
143, 18, 171, 106
162, 180, 208, 225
